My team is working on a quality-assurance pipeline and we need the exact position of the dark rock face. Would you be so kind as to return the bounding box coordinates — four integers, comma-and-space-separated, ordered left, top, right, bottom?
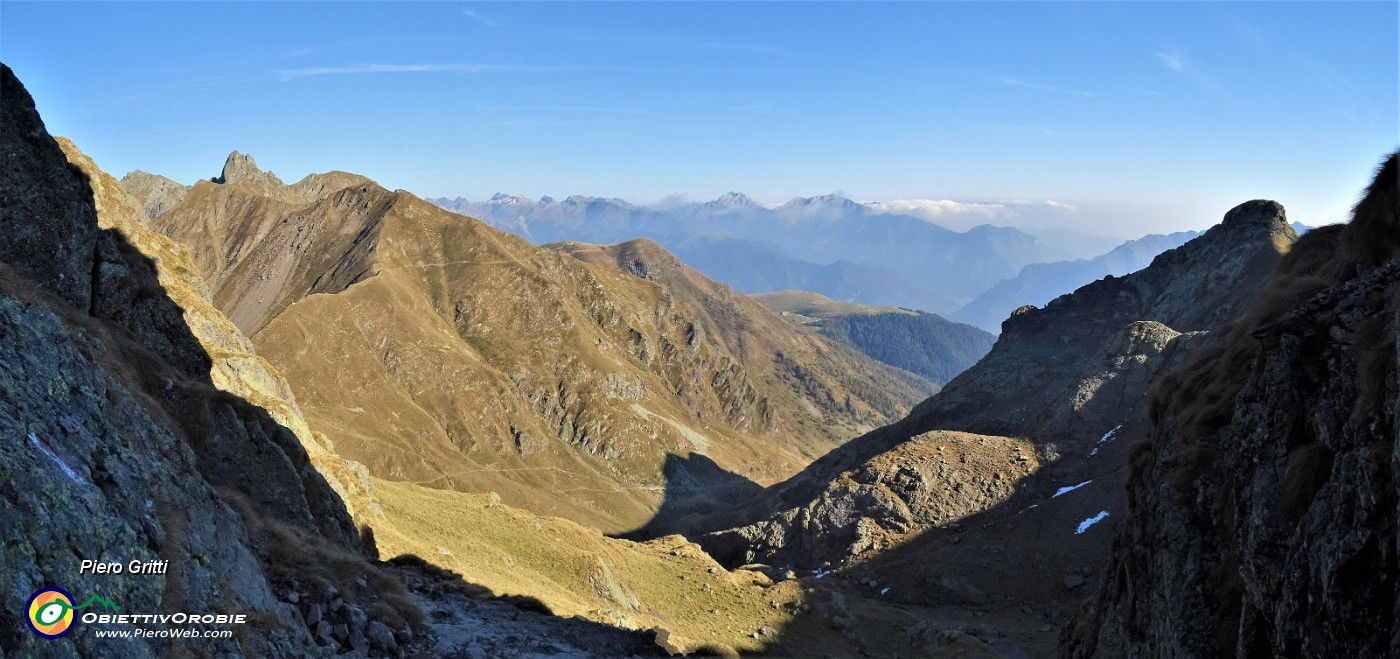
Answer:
912, 199, 1295, 444
214, 150, 274, 186
0, 65, 100, 310
0, 63, 374, 657
1065, 152, 1399, 657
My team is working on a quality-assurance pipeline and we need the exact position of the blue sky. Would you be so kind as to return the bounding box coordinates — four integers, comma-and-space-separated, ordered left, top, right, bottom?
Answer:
3, 2, 1395, 235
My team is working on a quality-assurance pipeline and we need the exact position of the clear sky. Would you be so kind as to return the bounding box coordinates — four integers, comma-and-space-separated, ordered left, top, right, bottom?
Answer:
3, 2, 1395, 236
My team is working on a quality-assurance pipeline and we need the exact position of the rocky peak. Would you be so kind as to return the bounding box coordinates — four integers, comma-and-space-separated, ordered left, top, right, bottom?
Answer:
489, 192, 533, 205
714, 191, 761, 207
1220, 198, 1286, 230
214, 150, 262, 184
119, 169, 190, 219
207, 150, 298, 202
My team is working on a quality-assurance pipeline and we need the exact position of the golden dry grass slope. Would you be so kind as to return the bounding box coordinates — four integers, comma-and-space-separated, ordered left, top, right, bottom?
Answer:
372, 476, 1025, 658
135, 154, 933, 533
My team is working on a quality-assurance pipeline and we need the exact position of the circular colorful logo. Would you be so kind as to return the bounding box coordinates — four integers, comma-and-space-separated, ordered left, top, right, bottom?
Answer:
27, 587, 76, 639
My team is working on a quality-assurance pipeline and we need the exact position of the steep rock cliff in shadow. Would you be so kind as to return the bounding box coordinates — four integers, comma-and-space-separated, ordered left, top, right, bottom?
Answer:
1065, 152, 1398, 657
0, 63, 415, 658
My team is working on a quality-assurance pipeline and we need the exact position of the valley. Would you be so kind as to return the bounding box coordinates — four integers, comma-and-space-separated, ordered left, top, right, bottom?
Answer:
1, 3, 1395, 654
128, 154, 934, 533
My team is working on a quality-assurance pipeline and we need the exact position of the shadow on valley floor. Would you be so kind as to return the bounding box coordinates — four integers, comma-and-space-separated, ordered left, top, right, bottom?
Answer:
597, 432, 1132, 656
381, 553, 672, 656
612, 452, 765, 542
592, 393, 1161, 657
671, 461, 1125, 657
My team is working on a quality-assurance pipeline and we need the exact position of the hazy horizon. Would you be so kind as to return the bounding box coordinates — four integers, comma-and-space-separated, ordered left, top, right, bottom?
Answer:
3, 1, 1394, 236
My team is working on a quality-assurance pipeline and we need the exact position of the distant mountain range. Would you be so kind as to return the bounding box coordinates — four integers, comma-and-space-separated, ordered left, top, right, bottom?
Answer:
431, 193, 1294, 332
432, 192, 1095, 315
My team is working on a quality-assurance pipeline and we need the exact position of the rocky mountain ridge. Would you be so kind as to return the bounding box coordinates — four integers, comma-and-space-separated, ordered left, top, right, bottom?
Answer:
952, 230, 1202, 333
127, 152, 931, 534
1066, 151, 1399, 657
660, 195, 1300, 658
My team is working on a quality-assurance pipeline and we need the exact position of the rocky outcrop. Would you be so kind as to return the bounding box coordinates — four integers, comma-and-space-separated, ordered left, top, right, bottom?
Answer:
119, 170, 189, 220
908, 199, 1295, 445
211, 150, 297, 201
706, 430, 1040, 566
952, 230, 1201, 334
0, 65, 100, 310
1065, 152, 1399, 658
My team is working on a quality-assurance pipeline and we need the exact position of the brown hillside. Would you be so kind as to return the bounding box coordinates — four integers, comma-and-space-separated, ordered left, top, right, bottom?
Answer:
136, 161, 930, 532
550, 238, 936, 443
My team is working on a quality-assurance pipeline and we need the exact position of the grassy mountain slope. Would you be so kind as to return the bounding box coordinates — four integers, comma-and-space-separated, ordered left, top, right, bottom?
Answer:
139, 163, 929, 533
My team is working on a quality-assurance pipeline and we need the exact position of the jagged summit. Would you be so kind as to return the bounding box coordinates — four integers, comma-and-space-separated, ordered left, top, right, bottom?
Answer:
207, 150, 300, 204
214, 149, 264, 184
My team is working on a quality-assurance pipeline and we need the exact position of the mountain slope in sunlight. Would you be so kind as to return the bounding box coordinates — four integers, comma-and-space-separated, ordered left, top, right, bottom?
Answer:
132, 159, 931, 533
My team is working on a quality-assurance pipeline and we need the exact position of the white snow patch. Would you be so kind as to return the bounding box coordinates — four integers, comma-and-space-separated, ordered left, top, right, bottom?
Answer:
812, 569, 831, 580
1099, 425, 1122, 443
28, 433, 88, 487
1053, 480, 1092, 498
880, 587, 890, 596
1075, 511, 1110, 535
1088, 447, 1099, 457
